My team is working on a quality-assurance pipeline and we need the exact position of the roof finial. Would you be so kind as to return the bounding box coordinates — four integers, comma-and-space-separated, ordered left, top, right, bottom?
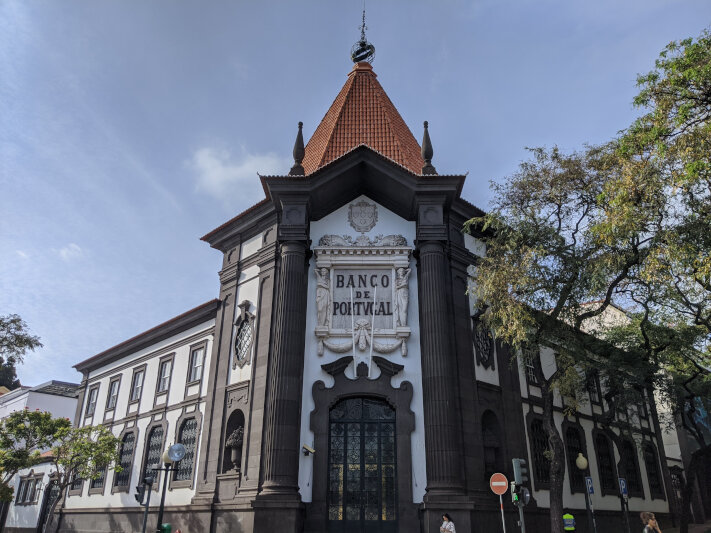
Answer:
421, 121, 437, 175
289, 121, 305, 176
350, 8, 375, 63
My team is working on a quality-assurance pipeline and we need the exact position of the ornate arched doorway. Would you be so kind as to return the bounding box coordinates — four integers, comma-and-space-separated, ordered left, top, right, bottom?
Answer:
328, 396, 397, 533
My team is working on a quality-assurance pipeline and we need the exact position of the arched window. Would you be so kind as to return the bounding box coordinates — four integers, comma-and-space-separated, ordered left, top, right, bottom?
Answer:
142, 426, 164, 484
620, 440, 643, 496
530, 419, 550, 486
481, 411, 502, 480
222, 410, 245, 474
113, 432, 136, 488
565, 426, 586, 492
595, 433, 616, 493
174, 418, 198, 482
643, 443, 664, 499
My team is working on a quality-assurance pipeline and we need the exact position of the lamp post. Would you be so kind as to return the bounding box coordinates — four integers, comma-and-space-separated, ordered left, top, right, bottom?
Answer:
575, 453, 598, 533
154, 444, 186, 533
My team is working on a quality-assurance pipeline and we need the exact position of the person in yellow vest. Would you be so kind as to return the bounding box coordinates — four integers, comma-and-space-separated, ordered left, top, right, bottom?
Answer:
563, 510, 576, 531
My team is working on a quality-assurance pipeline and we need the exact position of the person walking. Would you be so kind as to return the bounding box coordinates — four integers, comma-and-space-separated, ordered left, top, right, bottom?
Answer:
640, 511, 662, 533
440, 513, 456, 533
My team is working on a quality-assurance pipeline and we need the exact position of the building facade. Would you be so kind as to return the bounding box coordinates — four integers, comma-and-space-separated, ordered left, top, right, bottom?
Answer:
62, 59, 678, 533
0, 381, 79, 533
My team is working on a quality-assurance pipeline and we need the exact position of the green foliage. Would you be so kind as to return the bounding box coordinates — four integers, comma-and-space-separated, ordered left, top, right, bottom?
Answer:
0, 314, 43, 388
0, 410, 71, 502
51, 425, 122, 489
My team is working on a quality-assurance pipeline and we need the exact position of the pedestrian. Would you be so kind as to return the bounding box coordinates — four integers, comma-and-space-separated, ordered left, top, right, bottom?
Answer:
440, 513, 455, 533
640, 511, 662, 533
563, 509, 576, 531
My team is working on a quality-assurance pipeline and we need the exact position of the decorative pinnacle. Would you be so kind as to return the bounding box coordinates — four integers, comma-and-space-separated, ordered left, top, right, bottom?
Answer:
289, 121, 305, 176
350, 9, 375, 64
421, 121, 437, 175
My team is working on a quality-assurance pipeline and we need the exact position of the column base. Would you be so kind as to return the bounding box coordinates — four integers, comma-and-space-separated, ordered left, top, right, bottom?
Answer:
420, 493, 475, 533
252, 493, 304, 533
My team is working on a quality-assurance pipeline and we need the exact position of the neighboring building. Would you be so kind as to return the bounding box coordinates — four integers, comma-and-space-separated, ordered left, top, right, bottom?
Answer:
60, 52, 678, 533
0, 381, 79, 533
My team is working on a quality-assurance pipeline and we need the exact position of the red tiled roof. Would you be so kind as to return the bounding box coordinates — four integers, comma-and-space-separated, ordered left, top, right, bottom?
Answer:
302, 62, 425, 175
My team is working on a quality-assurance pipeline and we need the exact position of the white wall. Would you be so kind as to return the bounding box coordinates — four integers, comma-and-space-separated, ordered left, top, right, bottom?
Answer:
4, 461, 55, 530
298, 196, 427, 503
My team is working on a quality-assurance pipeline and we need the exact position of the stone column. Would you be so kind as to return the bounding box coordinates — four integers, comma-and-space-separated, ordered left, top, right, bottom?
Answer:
253, 200, 309, 533
416, 199, 474, 532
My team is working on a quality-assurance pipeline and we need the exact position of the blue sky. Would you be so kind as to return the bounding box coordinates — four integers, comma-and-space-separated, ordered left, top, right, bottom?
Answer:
2, 0, 710, 385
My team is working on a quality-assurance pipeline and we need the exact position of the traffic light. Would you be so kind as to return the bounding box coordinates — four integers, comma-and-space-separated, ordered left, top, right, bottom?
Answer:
510, 481, 531, 506
134, 483, 146, 504
512, 458, 529, 484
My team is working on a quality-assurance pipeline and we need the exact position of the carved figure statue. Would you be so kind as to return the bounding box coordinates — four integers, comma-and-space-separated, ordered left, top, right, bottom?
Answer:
315, 267, 330, 327
394, 267, 411, 327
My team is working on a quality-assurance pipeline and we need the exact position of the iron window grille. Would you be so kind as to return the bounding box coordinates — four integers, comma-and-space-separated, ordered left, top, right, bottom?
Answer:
174, 418, 198, 482
643, 443, 665, 499
565, 427, 586, 492
620, 440, 643, 496
234, 320, 253, 368
595, 433, 617, 494
85, 386, 98, 416
113, 432, 136, 488
188, 348, 204, 383
157, 360, 172, 393
143, 426, 164, 483
106, 379, 119, 410
586, 372, 602, 405
130, 370, 144, 403
90, 468, 106, 490
70, 475, 83, 491
530, 419, 550, 486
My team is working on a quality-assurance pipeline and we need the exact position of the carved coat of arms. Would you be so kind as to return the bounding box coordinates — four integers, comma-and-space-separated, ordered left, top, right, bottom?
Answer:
348, 200, 377, 233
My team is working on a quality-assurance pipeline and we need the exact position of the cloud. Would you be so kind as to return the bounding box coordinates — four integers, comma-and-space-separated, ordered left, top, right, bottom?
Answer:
15, 250, 29, 259
57, 243, 83, 261
189, 146, 289, 207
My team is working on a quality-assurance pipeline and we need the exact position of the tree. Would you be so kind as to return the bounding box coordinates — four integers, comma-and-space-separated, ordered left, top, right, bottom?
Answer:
42, 425, 121, 533
0, 314, 42, 389
0, 410, 70, 502
466, 144, 652, 533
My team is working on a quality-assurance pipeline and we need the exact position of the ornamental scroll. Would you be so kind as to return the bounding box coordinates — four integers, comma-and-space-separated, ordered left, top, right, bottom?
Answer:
313, 228, 412, 358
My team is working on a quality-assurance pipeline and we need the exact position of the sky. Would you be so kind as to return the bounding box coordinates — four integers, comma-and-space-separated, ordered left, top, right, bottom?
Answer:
1, 0, 710, 386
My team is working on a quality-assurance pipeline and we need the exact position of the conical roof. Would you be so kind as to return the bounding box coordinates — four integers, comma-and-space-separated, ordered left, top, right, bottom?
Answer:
302, 62, 425, 175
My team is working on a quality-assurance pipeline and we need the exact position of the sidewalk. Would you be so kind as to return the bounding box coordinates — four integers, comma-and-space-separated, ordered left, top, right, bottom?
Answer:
665, 521, 711, 533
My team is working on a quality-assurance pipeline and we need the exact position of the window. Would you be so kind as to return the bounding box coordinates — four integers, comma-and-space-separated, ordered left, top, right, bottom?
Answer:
586, 372, 601, 404
234, 320, 253, 367
565, 427, 586, 492
523, 344, 540, 385
482, 411, 502, 481
85, 386, 99, 416
90, 468, 106, 491
620, 440, 643, 496
130, 369, 144, 403
16, 477, 41, 504
15, 479, 29, 504
70, 474, 83, 491
530, 419, 550, 486
113, 432, 136, 488
106, 379, 119, 410
174, 418, 198, 482
188, 347, 205, 383
644, 443, 664, 498
26, 478, 37, 502
157, 359, 172, 393
142, 426, 164, 484
595, 433, 617, 494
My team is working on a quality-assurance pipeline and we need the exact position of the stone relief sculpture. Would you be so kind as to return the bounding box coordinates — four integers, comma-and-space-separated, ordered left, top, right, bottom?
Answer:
394, 267, 411, 327
317, 234, 408, 247
348, 199, 378, 233
315, 267, 330, 327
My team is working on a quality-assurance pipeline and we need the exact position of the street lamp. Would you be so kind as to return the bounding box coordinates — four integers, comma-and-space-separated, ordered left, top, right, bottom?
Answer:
575, 453, 598, 533
154, 444, 186, 533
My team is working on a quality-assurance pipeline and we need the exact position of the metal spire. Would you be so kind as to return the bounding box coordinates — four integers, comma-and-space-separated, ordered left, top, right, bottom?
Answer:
350, 8, 375, 63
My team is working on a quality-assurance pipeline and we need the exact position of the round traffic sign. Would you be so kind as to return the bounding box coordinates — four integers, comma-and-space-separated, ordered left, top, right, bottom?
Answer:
489, 473, 508, 495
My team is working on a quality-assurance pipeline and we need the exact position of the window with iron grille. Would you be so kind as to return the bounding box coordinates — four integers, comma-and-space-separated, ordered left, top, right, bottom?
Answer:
530, 419, 550, 486
644, 443, 664, 498
90, 468, 106, 490
85, 386, 98, 416
70, 474, 83, 491
188, 348, 204, 383
106, 379, 119, 410
174, 418, 198, 482
113, 432, 135, 488
234, 320, 253, 368
586, 372, 601, 404
142, 426, 164, 483
157, 360, 172, 393
565, 427, 586, 492
595, 433, 616, 493
620, 440, 642, 495
130, 370, 144, 403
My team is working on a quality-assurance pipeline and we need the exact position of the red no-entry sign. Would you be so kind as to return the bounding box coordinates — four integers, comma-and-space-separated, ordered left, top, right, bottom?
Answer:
490, 473, 509, 495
